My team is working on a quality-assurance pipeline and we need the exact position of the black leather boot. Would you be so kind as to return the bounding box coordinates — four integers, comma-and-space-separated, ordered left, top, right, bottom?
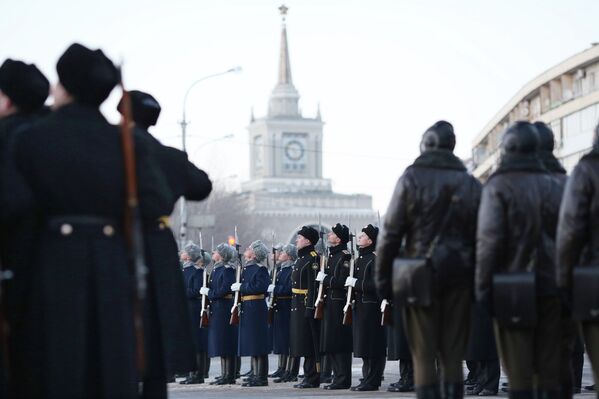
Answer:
203, 352, 210, 379
243, 356, 268, 387
179, 371, 202, 385
416, 384, 442, 399
269, 354, 287, 378
210, 357, 226, 385
215, 356, 236, 385
443, 383, 463, 399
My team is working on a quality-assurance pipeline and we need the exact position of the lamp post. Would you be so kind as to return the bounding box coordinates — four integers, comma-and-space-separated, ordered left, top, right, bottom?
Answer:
179, 66, 242, 248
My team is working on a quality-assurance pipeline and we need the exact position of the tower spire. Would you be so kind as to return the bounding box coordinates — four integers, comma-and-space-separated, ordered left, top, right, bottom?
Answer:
278, 4, 293, 85
268, 4, 300, 118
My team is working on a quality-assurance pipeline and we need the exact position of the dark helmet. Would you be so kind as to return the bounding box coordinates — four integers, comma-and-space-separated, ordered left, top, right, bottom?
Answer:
420, 120, 456, 153
501, 121, 539, 155
533, 121, 555, 152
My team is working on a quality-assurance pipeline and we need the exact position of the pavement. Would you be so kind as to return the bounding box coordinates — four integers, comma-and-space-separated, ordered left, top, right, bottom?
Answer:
168, 355, 597, 399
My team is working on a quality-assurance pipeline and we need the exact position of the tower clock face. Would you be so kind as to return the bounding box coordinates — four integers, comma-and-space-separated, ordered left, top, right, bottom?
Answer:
285, 140, 304, 161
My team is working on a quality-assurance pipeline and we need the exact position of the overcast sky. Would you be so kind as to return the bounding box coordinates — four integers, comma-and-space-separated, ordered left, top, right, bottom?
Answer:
2, 0, 598, 212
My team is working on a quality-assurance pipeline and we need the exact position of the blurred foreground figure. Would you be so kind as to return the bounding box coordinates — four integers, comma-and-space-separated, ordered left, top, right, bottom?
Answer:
376, 121, 481, 399
477, 121, 562, 399
557, 122, 599, 396
10, 43, 172, 398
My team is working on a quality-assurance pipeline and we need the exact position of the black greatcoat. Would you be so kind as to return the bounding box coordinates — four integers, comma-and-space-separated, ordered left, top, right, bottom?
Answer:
289, 245, 320, 357
12, 103, 172, 398
136, 129, 212, 375
320, 244, 353, 354
352, 246, 386, 358
385, 300, 412, 360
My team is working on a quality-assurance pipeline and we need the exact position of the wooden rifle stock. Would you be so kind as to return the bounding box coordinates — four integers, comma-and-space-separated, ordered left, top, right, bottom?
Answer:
313, 254, 326, 320
267, 258, 278, 325
342, 256, 355, 326
118, 71, 147, 377
381, 300, 392, 326
229, 244, 242, 326
200, 266, 209, 328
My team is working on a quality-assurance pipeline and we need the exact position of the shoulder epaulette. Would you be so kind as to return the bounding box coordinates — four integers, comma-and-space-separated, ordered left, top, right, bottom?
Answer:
342, 250, 350, 255
310, 251, 318, 257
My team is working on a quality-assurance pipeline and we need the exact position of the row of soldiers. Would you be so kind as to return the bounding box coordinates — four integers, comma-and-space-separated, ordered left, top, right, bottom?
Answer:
0, 44, 214, 398
177, 223, 387, 391
375, 120, 599, 399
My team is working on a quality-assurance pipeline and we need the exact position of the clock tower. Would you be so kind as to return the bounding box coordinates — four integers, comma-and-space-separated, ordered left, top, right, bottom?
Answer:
243, 4, 330, 194
240, 5, 375, 243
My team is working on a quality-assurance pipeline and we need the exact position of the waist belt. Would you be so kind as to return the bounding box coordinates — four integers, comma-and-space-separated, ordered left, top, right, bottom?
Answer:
241, 294, 265, 301
276, 296, 292, 300
292, 288, 308, 295
157, 215, 171, 229
222, 294, 233, 299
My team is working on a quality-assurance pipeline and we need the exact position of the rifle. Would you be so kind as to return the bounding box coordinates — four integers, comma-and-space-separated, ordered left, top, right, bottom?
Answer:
229, 226, 242, 326
314, 214, 326, 320
267, 232, 277, 325
342, 232, 356, 326
118, 67, 148, 376
199, 232, 209, 328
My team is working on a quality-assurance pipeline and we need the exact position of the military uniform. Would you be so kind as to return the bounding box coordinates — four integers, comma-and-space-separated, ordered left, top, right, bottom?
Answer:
121, 90, 213, 394
238, 258, 270, 386
320, 243, 353, 389
376, 121, 481, 399
557, 144, 599, 390
290, 244, 321, 387
207, 259, 238, 384
352, 244, 386, 390
272, 260, 293, 361
0, 58, 48, 399
477, 122, 563, 398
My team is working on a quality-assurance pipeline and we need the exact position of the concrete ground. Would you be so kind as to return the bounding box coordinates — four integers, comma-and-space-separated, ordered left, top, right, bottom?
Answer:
169, 355, 596, 399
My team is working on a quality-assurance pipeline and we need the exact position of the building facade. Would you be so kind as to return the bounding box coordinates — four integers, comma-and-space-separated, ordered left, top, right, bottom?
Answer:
240, 5, 376, 243
472, 44, 599, 179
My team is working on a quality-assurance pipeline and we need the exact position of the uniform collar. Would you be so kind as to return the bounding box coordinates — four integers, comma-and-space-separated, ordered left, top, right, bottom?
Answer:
297, 245, 315, 257
329, 243, 347, 256
358, 245, 375, 256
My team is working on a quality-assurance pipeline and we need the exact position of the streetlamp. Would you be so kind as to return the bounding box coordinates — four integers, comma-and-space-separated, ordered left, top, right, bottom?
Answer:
179, 66, 242, 248
192, 133, 235, 158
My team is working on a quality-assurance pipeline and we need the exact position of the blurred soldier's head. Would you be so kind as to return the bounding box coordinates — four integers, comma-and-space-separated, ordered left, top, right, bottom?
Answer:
358, 224, 379, 248
501, 121, 539, 157
180, 250, 191, 263
117, 90, 161, 130
419, 120, 456, 154
245, 240, 268, 263
533, 121, 555, 152
184, 243, 202, 263
213, 243, 234, 263
328, 223, 349, 246
196, 251, 211, 268
0, 59, 49, 118
278, 244, 298, 262
53, 43, 119, 109
296, 226, 319, 249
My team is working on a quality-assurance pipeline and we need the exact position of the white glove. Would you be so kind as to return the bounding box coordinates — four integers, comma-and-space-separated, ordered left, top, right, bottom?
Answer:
267, 284, 275, 293
344, 277, 357, 287
316, 271, 327, 282
231, 282, 241, 292
200, 287, 210, 296
380, 299, 389, 312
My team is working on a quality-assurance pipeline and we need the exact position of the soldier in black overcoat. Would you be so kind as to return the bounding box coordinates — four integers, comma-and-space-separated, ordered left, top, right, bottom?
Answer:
0, 58, 49, 397
205, 243, 238, 385
233, 240, 270, 387
290, 226, 321, 389
11, 43, 173, 398
347, 224, 385, 391
377, 121, 481, 399
117, 89, 212, 395
268, 243, 295, 381
317, 223, 353, 390
478, 122, 563, 399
